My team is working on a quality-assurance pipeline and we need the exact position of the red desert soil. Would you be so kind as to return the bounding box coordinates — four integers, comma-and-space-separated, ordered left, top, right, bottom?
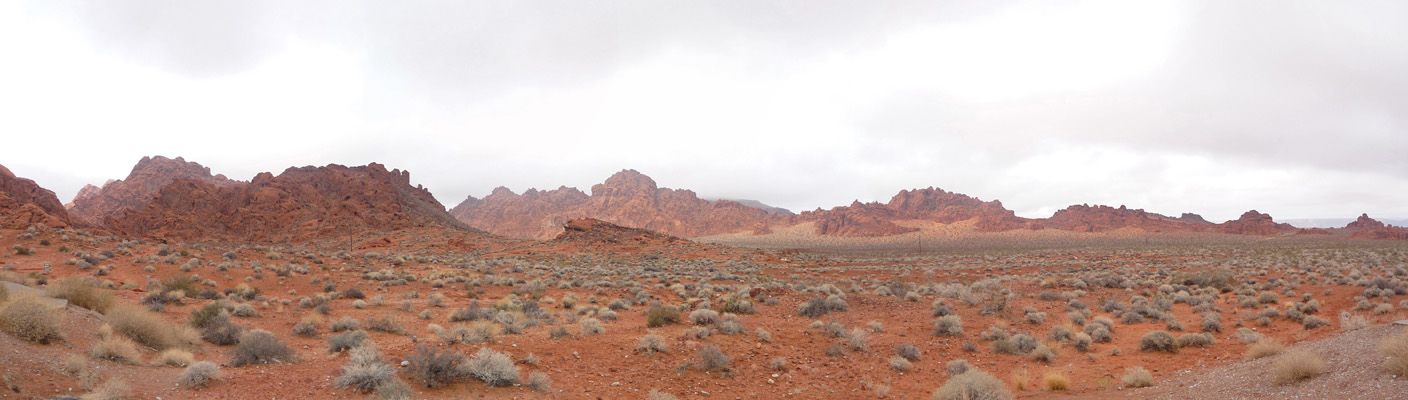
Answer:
2, 223, 1406, 399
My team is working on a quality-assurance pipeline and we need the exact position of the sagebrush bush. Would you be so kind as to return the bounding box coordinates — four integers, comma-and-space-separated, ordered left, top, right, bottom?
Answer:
646, 305, 680, 327
467, 348, 519, 386
696, 345, 731, 371
934, 315, 963, 337
1121, 366, 1154, 388
107, 304, 194, 351
0, 296, 63, 344
84, 378, 132, 400
637, 334, 669, 354
48, 277, 114, 312
931, 369, 1011, 400
329, 330, 370, 353
179, 361, 221, 388
1176, 333, 1214, 348
406, 345, 466, 388
338, 361, 396, 392
1273, 350, 1326, 384
896, 343, 921, 361
579, 317, 604, 335
231, 329, 293, 366
1138, 331, 1178, 353
332, 317, 361, 332
527, 371, 552, 392
889, 355, 912, 371
188, 302, 223, 328
200, 315, 243, 346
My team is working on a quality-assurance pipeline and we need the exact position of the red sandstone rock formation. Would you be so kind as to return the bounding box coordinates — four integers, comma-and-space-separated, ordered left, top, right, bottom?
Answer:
68, 156, 235, 224
1039, 204, 1194, 233
1213, 210, 1298, 235
104, 163, 476, 243
0, 164, 74, 228
448, 170, 778, 239
791, 187, 1029, 237
1345, 214, 1408, 240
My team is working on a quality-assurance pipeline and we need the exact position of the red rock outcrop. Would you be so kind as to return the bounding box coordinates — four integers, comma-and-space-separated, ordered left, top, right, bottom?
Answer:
1177, 213, 1213, 225
0, 164, 74, 228
1213, 210, 1298, 235
1039, 204, 1194, 232
1345, 214, 1408, 240
69, 156, 236, 224
791, 187, 1030, 237
104, 163, 477, 243
448, 170, 779, 239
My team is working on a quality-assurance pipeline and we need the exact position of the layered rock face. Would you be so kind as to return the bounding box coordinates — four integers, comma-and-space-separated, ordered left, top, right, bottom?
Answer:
0, 164, 74, 228
104, 163, 474, 243
449, 170, 778, 239
791, 187, 1029, 237
1038, 205, 1195, 233
68, 156, 235, 224
1213, 210, 1299, 235
1345, 214, 1408, 240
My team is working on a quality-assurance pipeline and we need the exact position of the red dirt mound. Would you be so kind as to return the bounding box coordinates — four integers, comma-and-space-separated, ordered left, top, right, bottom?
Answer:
448, 169, 779, 239
1213, 210, 1299, 235
68, 155, 235, 224
104, 162, 478, 243
0, 164, 74, 228
792, 187, 1029, 236
1039, 204, 1195, 233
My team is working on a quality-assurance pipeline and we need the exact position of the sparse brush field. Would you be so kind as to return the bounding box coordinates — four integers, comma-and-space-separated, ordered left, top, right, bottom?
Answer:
0, 225, 1406, 399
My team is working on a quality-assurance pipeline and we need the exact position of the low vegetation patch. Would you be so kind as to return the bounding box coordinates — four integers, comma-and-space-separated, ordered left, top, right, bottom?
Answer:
1273, 350, 1326, 384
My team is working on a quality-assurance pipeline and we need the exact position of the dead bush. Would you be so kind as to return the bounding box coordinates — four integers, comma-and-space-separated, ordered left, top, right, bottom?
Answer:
0, 296, 63, 344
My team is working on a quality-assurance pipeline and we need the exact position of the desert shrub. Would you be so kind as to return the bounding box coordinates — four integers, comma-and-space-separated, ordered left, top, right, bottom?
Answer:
1029, 344, 1057, 363
90, 335, 140, 363
1200, 313, 1222, 333
1043, 372, 1069, 391
524, 371, 552, 392
695, 345, 731, 371
48, 277, 114, 312
646, 389, 680, 400
1234, 327, 1263, 344
934, 315, 963, 337
200, 315, 243, 346
1246, 339, 1284, 359
1048, 325, 1073, 342
637, 334, 669, 354
1139, 331, 1178, 353
1303, 316, 1330, 329
797, 297, 830, 318
1382, 332, 1408, 376
931, 369, 1011, 400
770, 357, 788, 371
1121, 366, 1154, 388
405, 345, 466, 388
329, 330, 370, 353
337, 361, 396, 393
293, 315, 320, 337
689, 309, 719, 325
332, 317, 361, 332
646, 305, 680, 327
889, 355, 912, 371
756, 328, 772, 342
946, 359, 972, 376
1274, 350, 1326, 384
231, 329, 293, 366
896, 343, 922, 361
365, 316, 404, 334
716, 314, 745, 335
84, 379, 132, 400
467, 348, 519, 387
232, 303, 259, 318
179, 361, 221, 388
579, 317, 604, 335
1071, 332, 1093, 352
107, 304, 193, 350
188, 302, 223, 328
1339, 312, 1369, 331
156, 349, 195, 366
1176, 333, 1215, 348
0, 296, 63, 344
344, 287, 365, 299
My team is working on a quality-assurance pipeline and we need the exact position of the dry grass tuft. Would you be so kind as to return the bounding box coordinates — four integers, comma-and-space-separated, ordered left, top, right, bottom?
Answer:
1246, 339, 1285, 360
1042, 372, 1070, 391
1383, 332, 1408, 376
156, 349, 195, 367
0, 296, 63, 344
931, 368, 1012, 400
81, 378, 131, 400
179, 361, 222, 388
48, 277, 114, 313
106, 304, 196, 351
1273, 350, 1326, 384
1121, 366, 1154, 388
90, 335, 141, 364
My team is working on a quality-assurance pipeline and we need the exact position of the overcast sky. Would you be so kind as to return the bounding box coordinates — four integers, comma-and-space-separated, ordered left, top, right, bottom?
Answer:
2, 0, 1405, 223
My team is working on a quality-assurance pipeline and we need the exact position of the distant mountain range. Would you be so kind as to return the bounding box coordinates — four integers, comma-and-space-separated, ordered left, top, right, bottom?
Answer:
1280, 218, 1408, 229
